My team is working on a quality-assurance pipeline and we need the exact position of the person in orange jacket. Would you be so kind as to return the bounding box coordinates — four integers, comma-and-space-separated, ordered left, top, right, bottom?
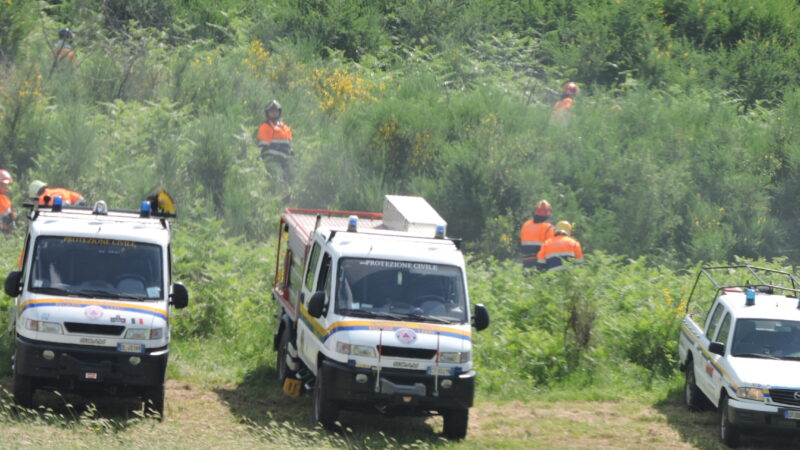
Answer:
519, 200, 555, 268
551, 81, 579, 123
537, 220, 584, 271
0, 169, 17, 233
54, 28, 76, 67
258, 99, 293, 182
28, 180, 85, 207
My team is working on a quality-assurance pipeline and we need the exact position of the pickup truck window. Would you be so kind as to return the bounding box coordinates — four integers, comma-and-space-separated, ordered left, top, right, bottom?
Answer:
28, 236, 163, 300
716, 313, 731, 346
334, 258, 467, 323
304, 243, 321, 292
731, 319, 800, 359
705, 303, 725, 337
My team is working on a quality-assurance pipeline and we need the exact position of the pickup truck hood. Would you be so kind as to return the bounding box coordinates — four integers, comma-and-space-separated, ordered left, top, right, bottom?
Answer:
730, 357, 800, 388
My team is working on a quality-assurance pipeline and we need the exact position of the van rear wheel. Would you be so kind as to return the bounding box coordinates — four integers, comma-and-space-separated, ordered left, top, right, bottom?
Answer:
684, 364, 706, 411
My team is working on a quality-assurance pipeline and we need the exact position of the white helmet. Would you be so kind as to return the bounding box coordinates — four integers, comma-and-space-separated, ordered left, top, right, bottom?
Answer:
28, 180, 47, 199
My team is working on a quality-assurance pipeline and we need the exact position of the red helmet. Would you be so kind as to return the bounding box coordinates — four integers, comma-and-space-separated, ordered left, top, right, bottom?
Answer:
534, 200, 552, 217
562, 82, 579, 96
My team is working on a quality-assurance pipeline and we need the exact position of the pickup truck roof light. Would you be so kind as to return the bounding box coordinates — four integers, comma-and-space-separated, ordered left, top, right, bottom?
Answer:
347, 215, 358, 232
51, 195, 63, 212
435, 224, 446, 239
93, 200, 108, 215
745, 288, 756, 306
140, 200, 152, 218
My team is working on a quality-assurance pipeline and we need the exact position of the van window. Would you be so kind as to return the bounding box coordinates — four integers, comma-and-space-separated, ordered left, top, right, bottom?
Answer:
304, 243, 321, 291
705, 304, 725, 338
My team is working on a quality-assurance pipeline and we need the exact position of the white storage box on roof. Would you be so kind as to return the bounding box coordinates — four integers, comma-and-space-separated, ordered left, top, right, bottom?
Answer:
383, 195, 446, 236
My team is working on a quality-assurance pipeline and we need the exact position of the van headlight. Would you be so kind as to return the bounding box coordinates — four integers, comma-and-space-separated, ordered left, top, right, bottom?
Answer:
336, 341, 376, 358
125, 328, 164, 340
25, 319, 63, 334
440, 351, 470, 364
737, 387, 765, 401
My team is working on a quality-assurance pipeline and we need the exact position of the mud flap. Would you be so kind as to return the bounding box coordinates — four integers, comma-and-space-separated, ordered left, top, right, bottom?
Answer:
283, 378, 301, 397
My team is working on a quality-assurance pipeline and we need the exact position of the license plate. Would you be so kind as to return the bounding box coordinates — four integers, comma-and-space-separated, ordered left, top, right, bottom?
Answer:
85, 371, 98, 380
784, 410, 800, 420
427, 366, 454, 376
117, 343, 145, 353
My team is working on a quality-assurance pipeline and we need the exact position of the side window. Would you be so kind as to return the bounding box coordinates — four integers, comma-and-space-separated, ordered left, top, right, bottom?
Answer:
317, 253, 331, 294
716, 313, 732, 346
304, 243, 321, 291
705, 303, 725, 338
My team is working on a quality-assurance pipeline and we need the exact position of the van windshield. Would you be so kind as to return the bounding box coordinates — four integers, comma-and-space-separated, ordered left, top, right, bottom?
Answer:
335, 258, 467, 323
731, 319, 800, 360
28, 236, 163, 300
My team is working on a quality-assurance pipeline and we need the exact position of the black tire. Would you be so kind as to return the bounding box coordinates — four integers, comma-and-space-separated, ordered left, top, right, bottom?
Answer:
312, 361, 338, 429
442, 408, 469, 440
684, 364, 705, 411
719, 393, 741, 447
144, 385, 165, 419
12, 369, 34, 409
276, 329, 294, 383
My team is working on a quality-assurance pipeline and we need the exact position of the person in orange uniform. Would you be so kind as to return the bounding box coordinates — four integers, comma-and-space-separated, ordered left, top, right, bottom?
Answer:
258, 99, 293, 182
519, 200, 555, 268
0, 170, 16, 233
551, 82, 579, 123
28, 180, 85, 207
54, 28, 76, 66
537, 221, 584, 271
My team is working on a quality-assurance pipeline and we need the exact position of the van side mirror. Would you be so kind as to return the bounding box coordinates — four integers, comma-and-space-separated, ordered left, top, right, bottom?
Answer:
4, 270, 22, 297
170, 282, 189, 309
308, 291, 326, 318
473, 303, 490, 331
708, 342, 725, 356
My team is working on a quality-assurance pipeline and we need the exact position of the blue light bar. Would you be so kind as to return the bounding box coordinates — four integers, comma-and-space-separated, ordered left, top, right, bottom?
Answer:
745, 288, 756, 306
140, 200, 152, 218
52, 195, 63, 212
347, 215, 358, 232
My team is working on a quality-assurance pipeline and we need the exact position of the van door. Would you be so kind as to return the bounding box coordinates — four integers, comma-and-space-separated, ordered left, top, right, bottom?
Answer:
297, 243, 333, 371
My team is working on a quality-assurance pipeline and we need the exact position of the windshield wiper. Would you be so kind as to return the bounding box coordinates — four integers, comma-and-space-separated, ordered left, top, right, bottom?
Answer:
71, 289, 123, 300
395, 312, 459, 324
732, 353, 781, 360
337, 308, 406, 320
29, 287, 78, 296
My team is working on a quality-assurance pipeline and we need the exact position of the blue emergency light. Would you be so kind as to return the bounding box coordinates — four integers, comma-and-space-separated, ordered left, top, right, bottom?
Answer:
745, 288, 756, 306
52, 195, 63, 212
347, 215, 358, 232
435, 225, 446, 239
140, 200, 152, 218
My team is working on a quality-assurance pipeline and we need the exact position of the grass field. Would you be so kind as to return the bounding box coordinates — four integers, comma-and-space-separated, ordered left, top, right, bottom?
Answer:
1, 351, 798, 449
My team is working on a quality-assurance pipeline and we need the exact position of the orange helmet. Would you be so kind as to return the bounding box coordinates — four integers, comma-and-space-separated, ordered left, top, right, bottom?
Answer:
534, 200, 552, 217
0, 169, 11, 193
562, 82, 579, 97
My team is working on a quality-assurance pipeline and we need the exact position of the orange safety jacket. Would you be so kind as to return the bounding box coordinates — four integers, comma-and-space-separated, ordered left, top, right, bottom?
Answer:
551, 97, 574, 121
0, 194, 15, 232
537, 234, 584, 270
38, 187, 84, 206
53, 40, 76, 65
519, 220, 554, 267
258, 120, 293, 159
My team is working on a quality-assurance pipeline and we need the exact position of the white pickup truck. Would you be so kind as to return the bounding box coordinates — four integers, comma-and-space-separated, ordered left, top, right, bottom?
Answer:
678, 265, 800, 447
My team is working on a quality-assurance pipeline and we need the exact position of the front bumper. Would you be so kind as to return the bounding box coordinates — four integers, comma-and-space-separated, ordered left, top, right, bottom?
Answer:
15, 335, 168, 394
727, 398, 800, 432
321, 359, 475, 414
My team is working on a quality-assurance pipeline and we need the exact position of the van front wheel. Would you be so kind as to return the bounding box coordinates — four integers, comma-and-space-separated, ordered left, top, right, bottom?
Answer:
442, 408, 469, 440
13, 370, 34, 409
312, 361, 338, 429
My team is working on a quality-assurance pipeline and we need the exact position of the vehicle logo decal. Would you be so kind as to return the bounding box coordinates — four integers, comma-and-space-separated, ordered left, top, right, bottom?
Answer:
395, 328, 417, 345
84, 305, 104, 320
20, 299, 167, 320
794, 391, 800, 401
